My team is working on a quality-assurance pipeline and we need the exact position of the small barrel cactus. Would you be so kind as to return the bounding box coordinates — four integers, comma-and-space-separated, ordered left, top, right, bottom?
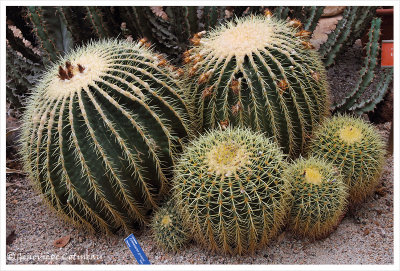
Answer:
173, 127, 291, 255
151, 201, 190, 252
20, 39, 191, 233
309, 115, 385, 205
285, 157, 348, 239
184, 15, 329, 156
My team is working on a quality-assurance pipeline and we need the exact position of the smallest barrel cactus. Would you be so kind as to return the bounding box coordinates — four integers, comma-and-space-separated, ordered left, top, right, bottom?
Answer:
285, 157, 348, 240
151, 201, 190, 252
309, 115, 386, 205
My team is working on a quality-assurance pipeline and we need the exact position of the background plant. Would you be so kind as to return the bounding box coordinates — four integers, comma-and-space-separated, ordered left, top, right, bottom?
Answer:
332, 17, 394, 114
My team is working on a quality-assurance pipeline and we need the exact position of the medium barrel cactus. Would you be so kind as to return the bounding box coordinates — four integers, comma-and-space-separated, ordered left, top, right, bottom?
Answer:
151, 201, 190, 252
184, 15, 329, 156
285, 157, 348, 239
309, 115, 385, 205
20, 39, 191, 233
173, 127, 291, 255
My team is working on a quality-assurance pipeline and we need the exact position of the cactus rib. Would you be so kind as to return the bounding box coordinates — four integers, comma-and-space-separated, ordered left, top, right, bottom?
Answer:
185, 15, 329, 156
173, 127, 291, 255
20, 40, 191, 233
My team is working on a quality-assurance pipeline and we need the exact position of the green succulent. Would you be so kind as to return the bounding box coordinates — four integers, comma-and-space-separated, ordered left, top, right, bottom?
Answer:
285, 157, 348, 239
20, 39, 191, 233
151, 201, 190, 252
184, 14, 329, 157
173, 127, 291, 255
309, 115, 385, 205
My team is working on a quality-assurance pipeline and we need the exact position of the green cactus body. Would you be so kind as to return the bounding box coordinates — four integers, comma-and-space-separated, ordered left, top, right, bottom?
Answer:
310, 116, 385, 205
173, 127, 291, 255
151, 201, 190, 252
333, 18, 382, 113
319, 6, 377, 67
184, 15, 329, 157
6, 46, 42, 111
26, 6, 74, 62
20, 40, 191, 233
285, 157, 348, 239
15, 6, 326, 65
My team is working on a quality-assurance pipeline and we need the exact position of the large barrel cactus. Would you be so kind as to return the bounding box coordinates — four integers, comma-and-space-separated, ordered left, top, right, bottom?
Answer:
20, 39, 191, 233
184, 15, 329, 156
173, 127, 291, 255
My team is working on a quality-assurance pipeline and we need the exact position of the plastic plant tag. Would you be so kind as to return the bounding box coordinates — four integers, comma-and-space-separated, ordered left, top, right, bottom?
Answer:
124, 233, 151, 264
381, 40, 393, 67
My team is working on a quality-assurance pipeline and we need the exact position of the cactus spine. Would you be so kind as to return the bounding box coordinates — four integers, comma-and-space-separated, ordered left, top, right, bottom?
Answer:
151, 201, 190, 252
319, 7, 376, 67
25, 6, 74, 62
302, 6, 325, 33
351, 67, 393, 114
289, 6, 324, 33
184, 15, 329, 156
173, 127, 291, 255
20, 40, 191, 233
309, 115, 385, 205
285, 157, 348, 239
6, 44, 42, 111
6, 21, 41, 64
333, 18, 386, 113
19, 6, 328, 64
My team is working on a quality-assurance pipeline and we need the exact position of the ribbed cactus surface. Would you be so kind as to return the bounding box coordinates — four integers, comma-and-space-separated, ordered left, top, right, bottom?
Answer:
173, 127, 291, 255
309, 116, 385, 205
285, 157, 348, 239
151, 201, 190, 252
20, 40, 191, 233
184, 15, 329, 156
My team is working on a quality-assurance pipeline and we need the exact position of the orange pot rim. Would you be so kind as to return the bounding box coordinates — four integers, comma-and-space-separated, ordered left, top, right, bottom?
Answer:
376, 8, 393, 15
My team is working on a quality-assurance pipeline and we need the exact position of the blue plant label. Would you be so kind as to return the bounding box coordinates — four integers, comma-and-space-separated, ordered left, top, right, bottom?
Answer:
124, 233, 151, 264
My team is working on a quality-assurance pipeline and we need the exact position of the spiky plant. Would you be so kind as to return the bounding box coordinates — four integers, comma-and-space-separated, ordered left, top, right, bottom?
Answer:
319, 6, 377, 67
151, 200, 190, 252
173, 127, 291, 255
285, 157, 348, 240
309, 115, 385, 205
10, 6, 328, 64
20, 39, 191, 234
333, 18, 393, 115
7, 6, 327, 112
184, 15, 329, 157
6, 46, 42, 111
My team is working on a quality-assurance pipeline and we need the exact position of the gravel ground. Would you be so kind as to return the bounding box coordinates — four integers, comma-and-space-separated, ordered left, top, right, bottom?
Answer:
5, 121, 393, 265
